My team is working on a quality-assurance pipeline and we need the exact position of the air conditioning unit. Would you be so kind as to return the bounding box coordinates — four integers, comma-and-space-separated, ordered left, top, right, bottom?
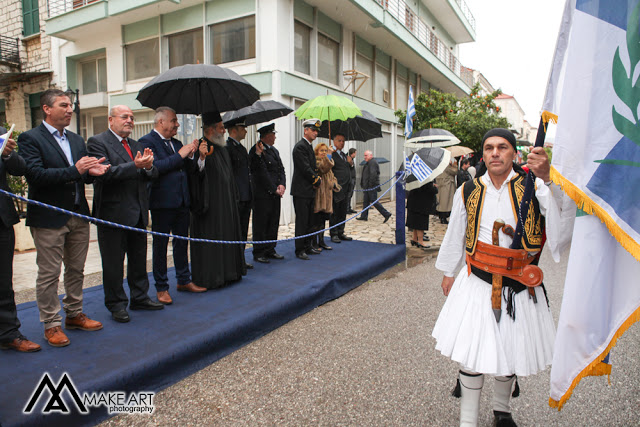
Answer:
383, 89, 389, 103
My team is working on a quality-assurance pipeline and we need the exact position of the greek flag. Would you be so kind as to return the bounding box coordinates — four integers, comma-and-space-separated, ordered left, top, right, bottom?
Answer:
404, 86, 416, 138
404, 155, 412, 175
544, 0, 640, 410
409, 154, 432, 182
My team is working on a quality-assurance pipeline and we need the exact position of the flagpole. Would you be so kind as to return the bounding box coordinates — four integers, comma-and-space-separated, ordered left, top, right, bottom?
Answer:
510, 112, 557, 250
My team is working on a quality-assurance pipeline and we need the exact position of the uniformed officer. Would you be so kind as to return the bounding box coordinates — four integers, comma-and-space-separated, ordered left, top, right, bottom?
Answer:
249, 123, 286, 263
225, 119, 253, 270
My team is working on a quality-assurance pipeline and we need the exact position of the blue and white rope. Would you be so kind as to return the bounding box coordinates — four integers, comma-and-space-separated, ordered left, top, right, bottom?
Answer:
0, 174, 401, 245
353, 175, 395, 192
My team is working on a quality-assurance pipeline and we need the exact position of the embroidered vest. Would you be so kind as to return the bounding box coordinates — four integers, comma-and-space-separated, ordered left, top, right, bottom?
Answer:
462, 173, 544, 255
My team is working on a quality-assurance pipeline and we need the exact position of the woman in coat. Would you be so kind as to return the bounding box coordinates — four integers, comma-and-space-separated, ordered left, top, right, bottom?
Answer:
312, 143, 341, 250
406, 181, 437, 248
435, 160, 458, 224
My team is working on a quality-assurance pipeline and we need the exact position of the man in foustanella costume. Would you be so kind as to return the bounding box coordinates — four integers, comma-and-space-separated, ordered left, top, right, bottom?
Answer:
432, 128, 568, 426
189, 112, 247, 289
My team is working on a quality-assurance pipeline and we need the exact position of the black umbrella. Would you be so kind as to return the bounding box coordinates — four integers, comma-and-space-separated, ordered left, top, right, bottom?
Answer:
222, 100, 293, 126
359, 157, 389, 165
318, 110, 382, 141
136, 64, 260, 114
401, 147, 452, 190
405, 128, 460, 148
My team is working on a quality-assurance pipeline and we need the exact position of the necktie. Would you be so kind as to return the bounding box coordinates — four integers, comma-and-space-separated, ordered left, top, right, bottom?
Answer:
164, 139, 175, 153
121, 138, 134, 160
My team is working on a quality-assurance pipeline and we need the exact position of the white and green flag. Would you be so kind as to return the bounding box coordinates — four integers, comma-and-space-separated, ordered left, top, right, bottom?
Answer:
544, 0, 640, 410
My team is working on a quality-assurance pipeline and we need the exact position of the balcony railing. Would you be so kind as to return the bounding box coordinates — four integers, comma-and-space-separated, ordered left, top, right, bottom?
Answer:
376, 0, 475, 87
48, 0, 102, 18
0, 36, 20, 66
453, 0, 476, 31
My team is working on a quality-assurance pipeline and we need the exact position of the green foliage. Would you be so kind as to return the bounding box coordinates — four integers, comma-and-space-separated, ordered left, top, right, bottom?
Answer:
2, 123, 27, 216
395, 83, 511, 152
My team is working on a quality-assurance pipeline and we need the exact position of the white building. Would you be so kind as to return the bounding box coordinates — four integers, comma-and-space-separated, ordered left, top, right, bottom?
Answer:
4, 0, 477, 223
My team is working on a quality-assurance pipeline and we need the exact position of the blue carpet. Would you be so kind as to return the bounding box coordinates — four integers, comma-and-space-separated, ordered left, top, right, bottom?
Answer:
0, 239, 405, 426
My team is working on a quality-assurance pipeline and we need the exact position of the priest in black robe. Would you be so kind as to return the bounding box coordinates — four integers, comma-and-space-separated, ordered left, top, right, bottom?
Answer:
189, 112, 247, 289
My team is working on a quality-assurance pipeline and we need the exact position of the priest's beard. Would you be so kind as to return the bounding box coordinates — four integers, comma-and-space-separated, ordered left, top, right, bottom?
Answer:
211, 132, 226, 147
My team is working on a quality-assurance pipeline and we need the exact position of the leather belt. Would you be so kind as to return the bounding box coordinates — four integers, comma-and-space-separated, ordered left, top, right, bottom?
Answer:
467, 240, 543, 288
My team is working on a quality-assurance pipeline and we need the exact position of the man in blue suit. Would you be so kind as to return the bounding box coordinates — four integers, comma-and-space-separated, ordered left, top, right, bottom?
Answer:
139, 107, 204, 305
18, 89, 109, 347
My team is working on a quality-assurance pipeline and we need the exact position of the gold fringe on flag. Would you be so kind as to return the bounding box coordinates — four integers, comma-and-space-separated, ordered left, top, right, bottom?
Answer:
541, 110, 559, 132
547, 165, 640, 410
549, 166, 640, 262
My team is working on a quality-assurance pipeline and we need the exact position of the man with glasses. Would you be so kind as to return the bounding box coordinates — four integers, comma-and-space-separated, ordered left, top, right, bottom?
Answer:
19, 89, 109, 347
291, 119, 322, 260
87, 105, 164, 323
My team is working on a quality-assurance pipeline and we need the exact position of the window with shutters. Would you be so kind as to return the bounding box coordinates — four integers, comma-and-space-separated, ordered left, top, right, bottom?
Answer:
22, 0, 40, 37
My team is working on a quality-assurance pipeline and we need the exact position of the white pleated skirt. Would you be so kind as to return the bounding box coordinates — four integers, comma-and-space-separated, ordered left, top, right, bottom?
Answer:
432, 268, 556, 377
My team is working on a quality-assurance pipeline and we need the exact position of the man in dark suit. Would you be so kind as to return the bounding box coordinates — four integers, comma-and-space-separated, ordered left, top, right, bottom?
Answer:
139, 107, 203, 305
328, 133, 353, 244
87, 105, 163, 323
225, 120, 253, 270
19, 89, 108, 347
0, 128, 41, 352
291, 119, 322, 260
249, 123, 286, 263
357, 150, 391, 222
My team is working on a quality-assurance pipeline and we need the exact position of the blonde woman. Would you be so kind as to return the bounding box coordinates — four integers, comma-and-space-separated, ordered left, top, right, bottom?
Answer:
312, 143, 341, 251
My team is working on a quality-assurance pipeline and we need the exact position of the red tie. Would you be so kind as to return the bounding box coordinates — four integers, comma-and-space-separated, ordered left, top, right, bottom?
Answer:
121, 138, 134, 160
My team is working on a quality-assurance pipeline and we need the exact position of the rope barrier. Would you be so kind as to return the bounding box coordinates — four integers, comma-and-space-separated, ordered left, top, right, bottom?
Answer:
353, 175, 395, 192
0, 174, 402, 246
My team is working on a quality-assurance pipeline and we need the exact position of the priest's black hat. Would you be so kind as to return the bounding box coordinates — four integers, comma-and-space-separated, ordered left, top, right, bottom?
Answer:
202, 112, 222, 126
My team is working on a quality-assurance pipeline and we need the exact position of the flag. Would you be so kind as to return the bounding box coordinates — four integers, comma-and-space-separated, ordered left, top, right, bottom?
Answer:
404, 86, 416, 138
409, 154, 432, 182
544, 0, 640, 410
404, 155, 412, 175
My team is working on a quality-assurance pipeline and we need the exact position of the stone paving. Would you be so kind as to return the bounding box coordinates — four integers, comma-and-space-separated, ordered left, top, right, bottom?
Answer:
12, 199, 447, 292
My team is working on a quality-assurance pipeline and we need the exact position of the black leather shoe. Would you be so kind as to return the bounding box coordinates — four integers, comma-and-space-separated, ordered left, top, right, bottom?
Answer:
254, 256, 270, 264
383, 214, 392, 224
356, 217, 367, 221
112, 309, 130, 323
266, 252, 284, 259
331, 235, 342, 244
296, 252, 310, 260
245, 262, 254, 269
347, 209, 357, 214
318, 242, 332, 250
130, 299, 164, 311
493, 411, 517, 427
338, 235, 353, 241
306, 248, 321, 255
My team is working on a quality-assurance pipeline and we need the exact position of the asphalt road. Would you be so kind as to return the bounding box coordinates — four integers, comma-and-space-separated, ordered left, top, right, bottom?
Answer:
102, 247, 640, 426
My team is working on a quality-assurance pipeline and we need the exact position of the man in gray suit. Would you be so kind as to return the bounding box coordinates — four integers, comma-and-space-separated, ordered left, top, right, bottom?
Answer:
87, 105, 163, 323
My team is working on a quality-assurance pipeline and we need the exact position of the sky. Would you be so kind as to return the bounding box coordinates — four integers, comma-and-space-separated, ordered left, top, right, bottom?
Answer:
459, 0, 566, 125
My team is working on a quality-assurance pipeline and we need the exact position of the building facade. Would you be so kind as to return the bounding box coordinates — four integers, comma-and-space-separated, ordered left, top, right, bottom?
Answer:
7, 0, 476, 223
0, 0, 57, 130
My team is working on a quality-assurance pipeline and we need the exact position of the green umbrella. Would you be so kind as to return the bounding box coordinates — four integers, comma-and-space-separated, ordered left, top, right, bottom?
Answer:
295, 95, 362, 140
295, 95, 362, 123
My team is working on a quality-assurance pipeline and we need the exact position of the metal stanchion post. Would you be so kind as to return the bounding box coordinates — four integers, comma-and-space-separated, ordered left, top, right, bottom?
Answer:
395, 170, 405, 245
